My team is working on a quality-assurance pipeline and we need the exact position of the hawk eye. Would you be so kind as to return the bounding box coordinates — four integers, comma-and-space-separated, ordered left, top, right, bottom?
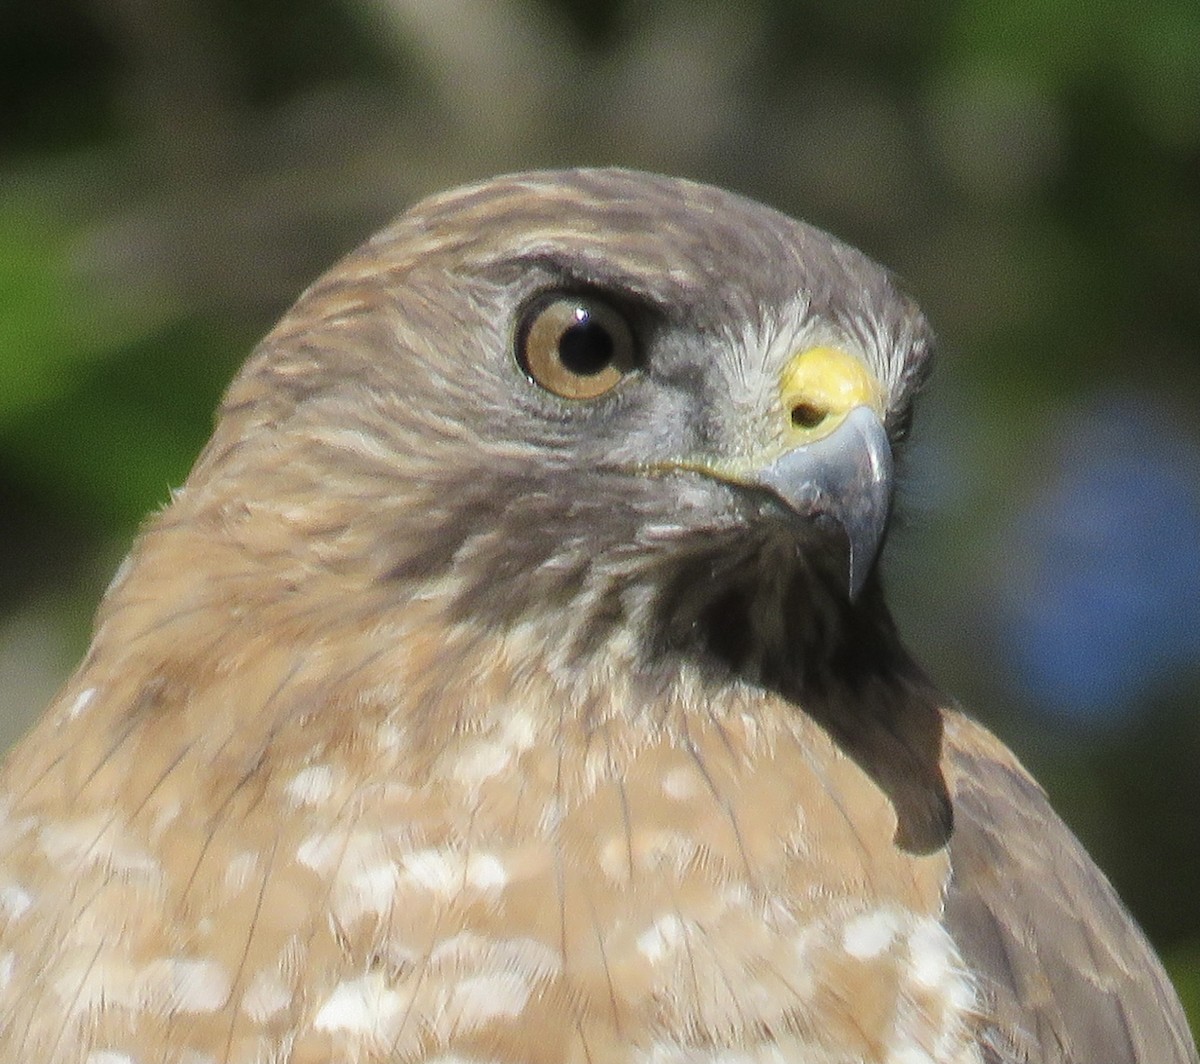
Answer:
517, 294, 636, 400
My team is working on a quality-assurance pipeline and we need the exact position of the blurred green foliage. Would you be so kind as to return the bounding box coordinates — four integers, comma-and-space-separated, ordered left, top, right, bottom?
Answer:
1, 0, 1197, 1036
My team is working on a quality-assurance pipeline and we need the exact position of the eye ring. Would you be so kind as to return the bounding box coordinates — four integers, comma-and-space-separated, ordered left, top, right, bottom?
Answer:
516, 293, 637, 400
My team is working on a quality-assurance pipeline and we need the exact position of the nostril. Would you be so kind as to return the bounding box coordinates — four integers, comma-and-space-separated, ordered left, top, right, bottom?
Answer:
790, 401, 827, 429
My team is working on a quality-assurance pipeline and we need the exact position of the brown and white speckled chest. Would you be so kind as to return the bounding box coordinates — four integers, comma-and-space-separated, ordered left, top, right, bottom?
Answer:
0, 604, 980, 1064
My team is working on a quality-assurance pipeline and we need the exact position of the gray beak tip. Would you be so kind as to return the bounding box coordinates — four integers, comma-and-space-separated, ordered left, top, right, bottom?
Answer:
754, 405, 894, 600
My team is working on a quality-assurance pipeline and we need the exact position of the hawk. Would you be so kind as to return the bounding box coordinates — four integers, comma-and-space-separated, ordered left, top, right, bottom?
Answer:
0, 169, 1193, 1064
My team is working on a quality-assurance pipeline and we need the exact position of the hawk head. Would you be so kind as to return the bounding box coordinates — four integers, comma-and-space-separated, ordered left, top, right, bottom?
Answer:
187, 169, 932, 695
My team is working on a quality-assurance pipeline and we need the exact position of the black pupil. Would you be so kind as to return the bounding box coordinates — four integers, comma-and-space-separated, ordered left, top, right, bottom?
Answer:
558, 311, 614, 376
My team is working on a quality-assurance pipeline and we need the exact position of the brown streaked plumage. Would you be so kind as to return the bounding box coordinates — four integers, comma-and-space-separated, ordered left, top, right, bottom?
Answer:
0, 168, 1193, 1064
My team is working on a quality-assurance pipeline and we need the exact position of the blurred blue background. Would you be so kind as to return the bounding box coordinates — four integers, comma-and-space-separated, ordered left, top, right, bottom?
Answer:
1, 0, 1197, 1029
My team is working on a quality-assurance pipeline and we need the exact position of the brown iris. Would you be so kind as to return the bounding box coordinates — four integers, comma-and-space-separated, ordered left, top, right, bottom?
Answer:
517, 294, 636, 400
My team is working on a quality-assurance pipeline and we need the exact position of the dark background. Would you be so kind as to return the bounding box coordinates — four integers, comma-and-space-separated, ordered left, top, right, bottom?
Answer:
2, 0, 1197, 1030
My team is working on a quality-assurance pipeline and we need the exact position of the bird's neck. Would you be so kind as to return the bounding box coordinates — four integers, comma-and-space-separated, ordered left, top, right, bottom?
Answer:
19, 496, 950, 859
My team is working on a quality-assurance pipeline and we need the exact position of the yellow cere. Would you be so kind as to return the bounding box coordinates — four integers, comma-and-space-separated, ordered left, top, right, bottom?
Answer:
779, 346, 885, 441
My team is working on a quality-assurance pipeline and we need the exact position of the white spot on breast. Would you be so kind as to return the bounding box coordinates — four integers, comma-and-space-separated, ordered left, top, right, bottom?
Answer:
38, 818, 162, 881
347, 862, 402, 917
0, 951, 14, 991
223, 851, 259, 894
637, 914, 686, 963
312, 972, 410, 1043
0, 883, 33, 920
374, 721, 407, 753
52, 956, 230, 1018
296, 831, 343, 873
906, 917, 954, 987
661, 766, 700, 801
402, 849, 508, 896
297, 828, 397, 879
429, 932, 563, 980
452, 710, 539, 788
242, 969, 293, 1023
842, 908, 900, 959
434, 972, 532, 1035
453, 742, 514, 788
54, 958, 134, 1016
905, 916, 978, 1014
146, 957, 232, 1013
285, 764, 337, 807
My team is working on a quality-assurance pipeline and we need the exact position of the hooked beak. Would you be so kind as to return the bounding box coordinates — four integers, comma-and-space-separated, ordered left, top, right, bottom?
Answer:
666, 345, 894, 599
755, 344, 892, 598
752, 403, 893, 598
